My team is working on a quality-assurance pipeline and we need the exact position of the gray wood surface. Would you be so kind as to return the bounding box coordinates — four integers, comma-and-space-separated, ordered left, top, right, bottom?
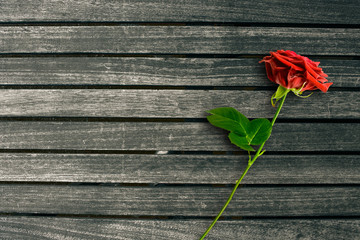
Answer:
1, 1, 359, 239
1, 184, 359, 216
0, 90, 357, 118
1, 217, 359, 240
0, 122, 358, 151
1, 0, 359, 24
0, 154, 359, 184
0, 58, 358, 87
1, 26, 359, 55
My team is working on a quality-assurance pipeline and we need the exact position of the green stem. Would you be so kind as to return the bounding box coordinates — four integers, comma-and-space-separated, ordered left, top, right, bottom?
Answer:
199, 164, 251, 240
250, 92, 287, 165
271, 91, 287, 126
199, 93, 288, 240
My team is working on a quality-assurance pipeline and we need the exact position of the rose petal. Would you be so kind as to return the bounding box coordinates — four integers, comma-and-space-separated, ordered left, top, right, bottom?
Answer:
260, 50, 332, 93
272, 52, 304, 71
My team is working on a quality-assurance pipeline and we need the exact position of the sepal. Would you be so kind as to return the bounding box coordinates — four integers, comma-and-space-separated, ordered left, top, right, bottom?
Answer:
271, 85, 290, 107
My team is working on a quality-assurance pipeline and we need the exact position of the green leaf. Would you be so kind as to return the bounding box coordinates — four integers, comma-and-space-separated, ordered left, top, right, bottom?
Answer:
206, 107, 249, 136
247, 118, 272, 145
206, 108, 273, 151
228, 132, 255, 151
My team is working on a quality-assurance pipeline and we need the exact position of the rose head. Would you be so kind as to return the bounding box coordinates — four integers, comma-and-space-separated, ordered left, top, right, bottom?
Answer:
260, 50, 332, 94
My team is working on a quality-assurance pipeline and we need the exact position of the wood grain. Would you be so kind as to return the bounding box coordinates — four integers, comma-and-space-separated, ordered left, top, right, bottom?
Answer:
1, 184, 359, 216
0, 154, 359, 184
1, 1, 358, 239
0, 122, 358, 151
1, 26, 359, 55
0, 58, 358, 87
0, 217, 359, 240
1, 0, 359, 24
0, 90, 357, 118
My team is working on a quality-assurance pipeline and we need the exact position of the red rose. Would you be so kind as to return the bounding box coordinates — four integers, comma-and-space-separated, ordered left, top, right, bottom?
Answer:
260, 50, 332, 93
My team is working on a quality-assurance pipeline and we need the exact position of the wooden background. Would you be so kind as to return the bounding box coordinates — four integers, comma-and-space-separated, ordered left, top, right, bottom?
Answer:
0, 1, 359, 239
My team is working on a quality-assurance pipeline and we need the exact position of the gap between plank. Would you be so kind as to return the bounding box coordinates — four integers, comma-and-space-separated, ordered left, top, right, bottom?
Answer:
0, 117, 358, 123
0, 212, 359, 220
0, 182, 358, 188
0, 86, 358, 91
0, 149, 358, 155
0, 21, 359, 28
0, 53, 359, 60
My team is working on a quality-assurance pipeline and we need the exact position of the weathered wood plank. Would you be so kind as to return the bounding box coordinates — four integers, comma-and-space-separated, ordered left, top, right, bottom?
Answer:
0, 90, 357, 118
1, 58, 358, 87
1, 0, 359, 24
0, 154, 359, 184
1, 217, 359, 240
0, 122, 358, 151
1, 185, 359, 216
1, 26, 359, 55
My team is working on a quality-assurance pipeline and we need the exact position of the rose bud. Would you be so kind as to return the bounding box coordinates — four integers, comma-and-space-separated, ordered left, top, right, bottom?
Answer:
260, 50, 333, 105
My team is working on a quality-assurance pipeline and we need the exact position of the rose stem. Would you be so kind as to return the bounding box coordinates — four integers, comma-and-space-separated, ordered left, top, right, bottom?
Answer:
199, 93, 288, 240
